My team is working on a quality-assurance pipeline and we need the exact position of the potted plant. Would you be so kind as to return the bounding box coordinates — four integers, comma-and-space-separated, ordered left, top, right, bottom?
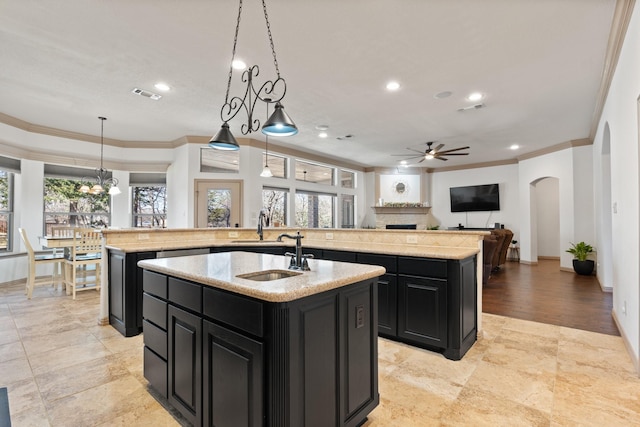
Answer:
566, 242, 594, 275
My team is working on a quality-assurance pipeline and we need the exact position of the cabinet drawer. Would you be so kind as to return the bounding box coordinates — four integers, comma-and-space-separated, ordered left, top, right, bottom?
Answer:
398, 257, 447, 279
357, 253, 397, 273
169, 277, 202, 314
203, 287, 263, 337
323, 249, 357, 262
143, 319, 167, 360
144, 346, 167, 398
143, 293, 167, 330
142, 270, 167, 299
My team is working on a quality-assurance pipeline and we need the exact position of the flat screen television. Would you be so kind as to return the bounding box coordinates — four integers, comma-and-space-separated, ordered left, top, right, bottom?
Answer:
450, 184, 500, 212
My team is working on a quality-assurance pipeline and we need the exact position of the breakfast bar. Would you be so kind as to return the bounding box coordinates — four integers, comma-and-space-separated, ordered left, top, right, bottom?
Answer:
138, 251, 385, 427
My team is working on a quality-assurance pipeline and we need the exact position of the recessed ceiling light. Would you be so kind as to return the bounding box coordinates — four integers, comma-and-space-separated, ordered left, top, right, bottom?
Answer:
154, 82, 170, 92
315, 124, 329, 131
318, 132, 328, 138
467, 92, 484, 102
510, 144, 520, 150
400, 160, 407, 165
232, 59, 247, 70
386, 81, 400, 91
434, 91, 452, 99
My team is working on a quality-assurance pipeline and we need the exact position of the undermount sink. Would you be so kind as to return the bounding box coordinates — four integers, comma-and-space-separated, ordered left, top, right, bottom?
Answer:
230, 239, 279, 244
237, 269, 303, 282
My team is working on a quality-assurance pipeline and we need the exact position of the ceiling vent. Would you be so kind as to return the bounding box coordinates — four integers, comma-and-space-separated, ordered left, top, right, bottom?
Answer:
131, 88, 162, 101
457, 103, 485, 112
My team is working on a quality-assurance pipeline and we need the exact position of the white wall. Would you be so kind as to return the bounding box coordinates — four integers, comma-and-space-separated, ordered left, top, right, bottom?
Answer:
518, 148, 594, 269
592, 4, 640, 362
430, 164, 520, 234
535, 177, 560, 257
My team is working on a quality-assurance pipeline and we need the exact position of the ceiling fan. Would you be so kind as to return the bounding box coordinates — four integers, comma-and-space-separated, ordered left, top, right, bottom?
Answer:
393, 141, 470, 162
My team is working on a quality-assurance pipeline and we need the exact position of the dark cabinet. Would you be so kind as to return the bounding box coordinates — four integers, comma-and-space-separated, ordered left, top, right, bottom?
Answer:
203, 320, 263, 427
322, 249, 357, 262
168, 305, 202, 427
142, 268, 379, 427
376, 274, 398, 337
397, 275, 447, 348
109, 250, 156, 336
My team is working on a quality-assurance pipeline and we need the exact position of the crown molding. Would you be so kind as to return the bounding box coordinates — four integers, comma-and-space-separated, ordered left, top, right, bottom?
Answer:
0, 141, 170, 172
516, 138, 592, 162
589, 0, 636, 140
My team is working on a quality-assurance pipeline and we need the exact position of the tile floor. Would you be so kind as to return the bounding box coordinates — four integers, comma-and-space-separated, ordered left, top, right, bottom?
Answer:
1, 282, 639, 426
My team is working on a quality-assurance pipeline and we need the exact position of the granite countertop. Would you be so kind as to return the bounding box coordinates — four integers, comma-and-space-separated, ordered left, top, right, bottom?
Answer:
138, 252, 386, 303
108, 240, 479, 260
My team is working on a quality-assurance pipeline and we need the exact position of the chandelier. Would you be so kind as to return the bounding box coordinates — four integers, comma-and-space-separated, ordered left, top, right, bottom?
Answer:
79, 117, 121, 195
209, 0, 298, 151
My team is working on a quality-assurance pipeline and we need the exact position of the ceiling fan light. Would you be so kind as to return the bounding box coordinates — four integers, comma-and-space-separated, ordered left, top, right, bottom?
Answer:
425, 154, 435, 160
262, 103, 298, 136
209, 122, 240, 150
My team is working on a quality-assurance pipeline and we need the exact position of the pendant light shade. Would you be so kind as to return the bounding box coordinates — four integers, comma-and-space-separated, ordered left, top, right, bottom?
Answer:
262, 102, 298, 136
260, 165, 273, 177
209, 122, 239, 150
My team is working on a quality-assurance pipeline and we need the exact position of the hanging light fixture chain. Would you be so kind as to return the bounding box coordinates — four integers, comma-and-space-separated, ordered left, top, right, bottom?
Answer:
224, 0, 244, 104
99, 116, 106, 170
262, 0, 280, 78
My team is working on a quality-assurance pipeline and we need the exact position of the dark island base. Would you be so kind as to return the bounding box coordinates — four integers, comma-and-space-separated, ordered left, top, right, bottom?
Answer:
142, 269, 380, 427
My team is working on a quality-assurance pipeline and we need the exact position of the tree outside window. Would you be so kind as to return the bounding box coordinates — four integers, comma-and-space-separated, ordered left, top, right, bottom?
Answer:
44, 178, 110, 234
262, 188, 287, 227
132, 186, 167, 228
0, 170, 12, 251
295, 192, 335, 228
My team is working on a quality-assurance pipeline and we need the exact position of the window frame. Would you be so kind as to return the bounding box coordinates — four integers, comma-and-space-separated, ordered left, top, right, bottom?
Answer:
0, 170, 14, 252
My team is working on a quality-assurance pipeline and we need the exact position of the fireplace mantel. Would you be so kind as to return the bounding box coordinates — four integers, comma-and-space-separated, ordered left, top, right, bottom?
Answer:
373, 206, 431, 214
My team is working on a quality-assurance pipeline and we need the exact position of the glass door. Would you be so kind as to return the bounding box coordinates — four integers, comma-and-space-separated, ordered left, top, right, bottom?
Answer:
195, 180, 243, 228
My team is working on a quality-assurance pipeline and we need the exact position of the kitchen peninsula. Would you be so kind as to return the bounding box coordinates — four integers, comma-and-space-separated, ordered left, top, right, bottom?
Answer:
101, 228, 484, 361
138, 251, 384, 426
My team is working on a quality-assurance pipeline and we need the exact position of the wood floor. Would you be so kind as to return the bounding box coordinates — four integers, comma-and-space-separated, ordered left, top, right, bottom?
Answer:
482, 258, 619, 336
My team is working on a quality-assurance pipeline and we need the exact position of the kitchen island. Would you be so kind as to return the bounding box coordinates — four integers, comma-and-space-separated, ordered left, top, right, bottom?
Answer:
138, 251, 385, 427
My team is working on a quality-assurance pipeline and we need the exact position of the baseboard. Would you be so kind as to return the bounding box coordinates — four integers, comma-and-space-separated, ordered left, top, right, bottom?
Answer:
559, 266, 574, 273
612, 308, 640, 376
538, 256, 560, 260
519, 260, 538, 265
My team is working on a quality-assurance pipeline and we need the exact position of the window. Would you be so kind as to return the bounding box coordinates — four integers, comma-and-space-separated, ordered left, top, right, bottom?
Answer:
262, 187, 288, 227
0, 169, 14, 251
201, 148, 240, 173
295, 160, 334, 185
132, 186, 167, 228
295, 191, 335, 228
341, 194, 355, 228
340, 170, 356, 188
131, 173, 167, 228
44, 177, 111, 234
262, 153, 287, 178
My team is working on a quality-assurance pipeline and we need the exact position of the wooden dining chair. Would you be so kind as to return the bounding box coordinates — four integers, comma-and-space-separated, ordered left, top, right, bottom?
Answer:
63, 228, 102, 300
18, 228, 65, 299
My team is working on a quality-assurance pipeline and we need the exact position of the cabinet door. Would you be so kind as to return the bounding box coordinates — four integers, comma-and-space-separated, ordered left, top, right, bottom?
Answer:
377, 274, 397, 337
203, 320, 263, 427
322, 249, 357, 262
397, 275, 447, 349
168, 306, 202, 427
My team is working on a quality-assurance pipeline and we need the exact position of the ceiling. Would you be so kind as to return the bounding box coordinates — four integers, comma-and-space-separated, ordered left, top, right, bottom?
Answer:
0, 0, 619, 169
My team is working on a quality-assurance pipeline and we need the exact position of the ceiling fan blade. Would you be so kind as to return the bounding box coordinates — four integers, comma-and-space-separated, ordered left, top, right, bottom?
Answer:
439, 152, 469, 156
436, 156, 448, 161
432, 144, 444, 153
417, 157, 426, 163
406, 148, 427, 155
436, 146, 470, 154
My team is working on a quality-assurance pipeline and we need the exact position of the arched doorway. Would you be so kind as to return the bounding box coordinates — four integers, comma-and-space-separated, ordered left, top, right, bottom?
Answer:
530, 177, 560, 262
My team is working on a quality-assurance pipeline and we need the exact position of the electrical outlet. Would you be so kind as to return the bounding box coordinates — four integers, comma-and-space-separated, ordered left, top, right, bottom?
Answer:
325, 233, 334, 240
228, 231, 239, 238
137, 233, 149, 240
406, 235, 418, 244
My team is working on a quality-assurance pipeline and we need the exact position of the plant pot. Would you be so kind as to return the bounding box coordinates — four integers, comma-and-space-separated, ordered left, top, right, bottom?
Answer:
572, 259, 594, 275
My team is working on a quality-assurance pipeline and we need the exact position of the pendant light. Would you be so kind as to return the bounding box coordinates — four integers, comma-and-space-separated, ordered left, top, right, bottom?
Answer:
79, 117, 121, 195
260, 102, 274, 177
209, 0, 297, 150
